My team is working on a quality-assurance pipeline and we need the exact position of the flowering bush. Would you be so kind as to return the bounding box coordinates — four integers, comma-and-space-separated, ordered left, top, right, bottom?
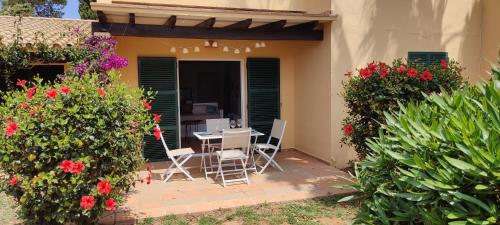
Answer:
0, 34, 155, 224
341, 59, 464, 158
340, 59, 499, 224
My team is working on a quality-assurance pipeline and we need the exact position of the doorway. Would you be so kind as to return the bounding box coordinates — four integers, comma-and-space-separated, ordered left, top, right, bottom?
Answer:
178, 60, 242, 151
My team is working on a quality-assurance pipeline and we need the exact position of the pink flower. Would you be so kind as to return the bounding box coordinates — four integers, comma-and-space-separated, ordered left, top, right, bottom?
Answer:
61, 87, 70, 95
407, 68, 418, 77
153, 114, 161, 123
441, 59, 448, 70
60, 160, 74, 173
397, 66, 407, 73
420, 71, 433, 81
46, 89, 58, 99
97, 179, 113, 195
71, 160, 85, 175
367, 63, 378, 72
4, 121, 18, 137
105, 198, 117, 211
142, 100, 152, 110
16, 79, 27, 87
380, 67, 389, 79
343, 124, 353, 136
80, 196, 95, 210
153, 127, 162, 140
9, 177, 20, 186
98, 88, 106, 97
27, 86, 36, 100
360, 68, 372, 79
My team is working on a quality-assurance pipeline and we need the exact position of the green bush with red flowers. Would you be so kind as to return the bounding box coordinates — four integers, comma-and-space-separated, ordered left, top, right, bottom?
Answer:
0, 73, 155, 224
341, 59, 465, 158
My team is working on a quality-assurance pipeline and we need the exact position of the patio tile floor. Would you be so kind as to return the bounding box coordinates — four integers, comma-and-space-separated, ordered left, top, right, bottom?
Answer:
99, 149, 356, 224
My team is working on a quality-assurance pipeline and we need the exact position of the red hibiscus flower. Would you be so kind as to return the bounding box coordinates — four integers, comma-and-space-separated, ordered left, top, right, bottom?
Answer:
80, 196, 95, 210
98, 88, 106, 97
46, 89, 58, 99
71, 160, 85, 175
343, 124, 353, 136
367, 63, 378, 72
19, 103, 30, 109
27, 86, 36, 100
153, 127, 162, 140
142, 100, 152, 110
360, 68, 372, 79
60, 160, 74, 173
397, 66, 407, 73
9, 177, 20, 186
105, 198, 117, 211
381, 67, 389, 79
153, 114, 161, 123
407, 67, 418, 77
16, 79, 27, 87
4, 121, 18, 137
97, 179, 113, 195
61, 86, 70, 95
441, 59, 448, 70
420, 71, 433, 81
344, 71, 352, 77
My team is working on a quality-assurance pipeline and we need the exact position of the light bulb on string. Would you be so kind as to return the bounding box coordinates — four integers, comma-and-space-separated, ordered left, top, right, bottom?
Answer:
204, 41, 210, 47
255, 43, 261, 48
170, 47, 176, 53
223, 46, 229, 52
212, 41, 218, 47
194, 46, 200, 52
182, 48, 189, 54
260, 42, 266, 48
234, 49, 240, 54
245, 47, 251, 53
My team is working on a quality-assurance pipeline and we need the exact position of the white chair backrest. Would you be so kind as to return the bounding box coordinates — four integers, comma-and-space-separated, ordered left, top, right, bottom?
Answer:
155, 125, 173, 158
268, 119, 287, 147
206, 118, 230, 133
221, 128, 251, 153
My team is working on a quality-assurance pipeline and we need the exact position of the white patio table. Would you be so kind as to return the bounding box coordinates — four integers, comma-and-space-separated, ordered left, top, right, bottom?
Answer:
193, 129, 264, 179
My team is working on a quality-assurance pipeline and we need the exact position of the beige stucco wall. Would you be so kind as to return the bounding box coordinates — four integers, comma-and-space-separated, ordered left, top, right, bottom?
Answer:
102, 0, 331, 13
481, 0, 500, 74
114, 37, 302, 149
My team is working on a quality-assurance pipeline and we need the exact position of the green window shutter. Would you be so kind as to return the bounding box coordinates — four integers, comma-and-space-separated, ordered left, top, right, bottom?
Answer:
247, 58, 280, 143
138, 57, 178, 161
408, 52, 448, 66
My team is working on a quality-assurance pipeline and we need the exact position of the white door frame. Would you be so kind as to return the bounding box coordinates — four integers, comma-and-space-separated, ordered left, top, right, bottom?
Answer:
176, 58, 246, 147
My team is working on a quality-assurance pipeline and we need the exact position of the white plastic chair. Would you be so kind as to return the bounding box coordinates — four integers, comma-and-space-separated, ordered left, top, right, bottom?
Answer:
201, 118, 230, 169
253, 119, 286, 174
215, 128, 252, 187
156, 125, 195, 182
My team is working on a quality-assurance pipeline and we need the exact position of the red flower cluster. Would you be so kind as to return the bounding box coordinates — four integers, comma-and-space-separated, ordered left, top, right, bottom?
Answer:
98, 88, 107, 97
105, 198, 117, 211
27, 86, 36, 100
407, 68, 418, 77
142, 100, 152, 110
61, 86, 70, 95
59, 160, 85, 175
153, 113, 161, 123
397, 66, 407, 73
343, 124, 353, 136
80, 196, 95, 210
9, 177, 20, 186
16, 79, 27, 87
97, 179, 113, 195
46, 89, 58, 99
4, 121, 18, 137
153, 127, 162, 140
420, 71, 433, 81
441, 59, 448, 70
360, 68, 372, 79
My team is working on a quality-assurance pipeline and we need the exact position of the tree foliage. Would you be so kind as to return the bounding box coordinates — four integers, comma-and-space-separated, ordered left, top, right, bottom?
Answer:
78, 0, 96, 20
0, 0, 67, 18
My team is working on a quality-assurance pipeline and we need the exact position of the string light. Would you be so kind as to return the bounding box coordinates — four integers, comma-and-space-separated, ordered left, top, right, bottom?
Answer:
245, 47, 251, 53
234, 49, 240, 54
170, 47, 176, 53
211, 41, 218, 47
223, 46, 229, 52
255, 43, 261, 48
182, 48, 189, 54
164, 41, 266, 55
204, 41, 210, 47
260, 42, 266, 48
194, 46, 200, 52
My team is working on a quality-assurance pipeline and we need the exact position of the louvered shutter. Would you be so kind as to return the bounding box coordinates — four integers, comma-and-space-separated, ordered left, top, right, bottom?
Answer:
408, 52, 448, 66
247, 58, 280, 143
138, 57, 178, 161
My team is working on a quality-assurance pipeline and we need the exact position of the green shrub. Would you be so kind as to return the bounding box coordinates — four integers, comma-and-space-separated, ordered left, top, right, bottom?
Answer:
341, 61, 499, 224
0, 73, 154, 224
341, 59, 465, 158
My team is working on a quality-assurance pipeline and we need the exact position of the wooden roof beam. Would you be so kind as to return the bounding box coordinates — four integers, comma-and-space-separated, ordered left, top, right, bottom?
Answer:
251, 20, 286, 30
97, 11, 107, 24
285, 20, 318, 31
224, 18, 252, 29
129, 13, 135, 26
195, 17, 216, 29
163, 15, 176, 28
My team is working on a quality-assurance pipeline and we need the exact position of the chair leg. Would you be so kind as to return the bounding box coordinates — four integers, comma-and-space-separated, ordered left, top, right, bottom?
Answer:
240, 158, 250, 185
215, 154, 222, 180
257, 150, 284, 174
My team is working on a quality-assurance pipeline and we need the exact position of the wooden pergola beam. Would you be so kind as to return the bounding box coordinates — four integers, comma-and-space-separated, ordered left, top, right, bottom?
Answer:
92, 22, 323, 40
195, 17, 216, 29
251, 20, 286, 30
97, 11, 107, 24
224, 19, 252, 29
129, 13, 135, 26
163, 15, 177, 28
285, 20, 318, 31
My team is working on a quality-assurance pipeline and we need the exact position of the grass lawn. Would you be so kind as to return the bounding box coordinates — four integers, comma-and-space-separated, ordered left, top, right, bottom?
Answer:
1, 193, 358, 225
137, 196, 358, 225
